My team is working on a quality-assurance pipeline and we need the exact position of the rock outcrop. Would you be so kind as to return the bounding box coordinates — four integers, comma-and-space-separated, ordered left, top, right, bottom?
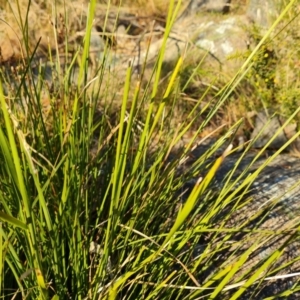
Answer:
179, 141, 300, 298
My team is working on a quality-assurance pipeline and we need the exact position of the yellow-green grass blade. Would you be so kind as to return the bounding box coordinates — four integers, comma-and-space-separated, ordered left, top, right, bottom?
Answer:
0, 223, 2, 295
230, 248, 284, 299
0, 81, 48, 295
206, 239, 262, 298
163, 144, 233, 248
0, 212, 28, 231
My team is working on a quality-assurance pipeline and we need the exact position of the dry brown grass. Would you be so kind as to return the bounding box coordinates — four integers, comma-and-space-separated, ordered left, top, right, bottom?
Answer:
0, 0, 166, 64
1, 0, 295, 144
0, 0, 83, 62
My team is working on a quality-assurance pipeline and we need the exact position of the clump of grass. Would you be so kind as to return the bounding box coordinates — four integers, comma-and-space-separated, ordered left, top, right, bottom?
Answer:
0, 0, 300, 299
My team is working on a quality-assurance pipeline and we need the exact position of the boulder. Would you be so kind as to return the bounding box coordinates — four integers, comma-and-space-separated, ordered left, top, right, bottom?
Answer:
247, 0, 279, 28
134, 14, 249, 79
250, 111, 300, 150
192, 16, 248, 69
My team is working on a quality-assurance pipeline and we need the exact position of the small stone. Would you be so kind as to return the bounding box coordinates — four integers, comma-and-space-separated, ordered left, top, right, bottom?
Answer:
181, 0, 232, 17
251, 111, 299, 150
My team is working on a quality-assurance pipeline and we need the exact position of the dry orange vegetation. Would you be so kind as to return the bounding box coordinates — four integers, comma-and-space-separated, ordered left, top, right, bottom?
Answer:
0, 0, 172, 65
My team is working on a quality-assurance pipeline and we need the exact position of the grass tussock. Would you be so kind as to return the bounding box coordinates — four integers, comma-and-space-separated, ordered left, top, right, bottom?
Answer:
0, 0, 300, 299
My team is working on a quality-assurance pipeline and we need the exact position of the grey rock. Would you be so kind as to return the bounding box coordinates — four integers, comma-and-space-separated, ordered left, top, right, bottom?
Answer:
180, 142, 300, 298
251, 111, 299, 150
247, 0, 279, 28
193, 16, 248, 67
179, 0, 232, 20
137, 15, 249, 78
90, 26, 105, 53
217, 152, 300, 298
